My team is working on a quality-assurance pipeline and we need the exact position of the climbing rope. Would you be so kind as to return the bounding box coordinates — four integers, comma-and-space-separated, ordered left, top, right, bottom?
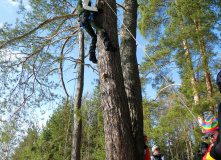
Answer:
103, 0, 200, 126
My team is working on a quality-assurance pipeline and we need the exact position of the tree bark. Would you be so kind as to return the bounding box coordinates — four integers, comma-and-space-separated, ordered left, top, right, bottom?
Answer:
188, 130, 194, 160
71, 23, 84, 160
193, 19, 214, 115
119, 0, 143, 159
96, 0, 137, 159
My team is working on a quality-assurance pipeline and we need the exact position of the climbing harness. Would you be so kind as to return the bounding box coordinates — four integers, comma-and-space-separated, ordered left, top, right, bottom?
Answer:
79, 12, 94, 30
104, 0, 200, 125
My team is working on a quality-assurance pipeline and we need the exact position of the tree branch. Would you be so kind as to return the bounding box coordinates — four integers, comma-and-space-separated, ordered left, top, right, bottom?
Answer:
0, 14, 77, 49
116, 3, 126, 10
142, 60, 176, 78
152, 84, 182, 101
47, 26, 78, 40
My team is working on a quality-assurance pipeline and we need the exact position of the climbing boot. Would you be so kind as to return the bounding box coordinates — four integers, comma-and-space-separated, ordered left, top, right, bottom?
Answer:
89, 52, 97, 64
100, 31, 117, 52
89, 45, 97, 64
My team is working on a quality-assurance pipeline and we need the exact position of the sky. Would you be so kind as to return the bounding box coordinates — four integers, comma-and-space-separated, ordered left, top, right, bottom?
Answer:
0, 0, 157, 96
0, 0, 170, 125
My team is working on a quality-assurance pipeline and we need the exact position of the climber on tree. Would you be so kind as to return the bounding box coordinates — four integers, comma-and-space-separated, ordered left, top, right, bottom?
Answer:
76, 0, 116, 64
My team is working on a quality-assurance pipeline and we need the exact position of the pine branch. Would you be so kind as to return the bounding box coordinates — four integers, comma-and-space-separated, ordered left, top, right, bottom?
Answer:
142, 60, 176, 78
0, 14, 77, 49
152, 84, 182, 101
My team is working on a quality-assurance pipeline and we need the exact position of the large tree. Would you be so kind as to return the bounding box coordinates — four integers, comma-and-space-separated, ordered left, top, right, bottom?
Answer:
96, 0, 138, 159
120, 0, 143, 159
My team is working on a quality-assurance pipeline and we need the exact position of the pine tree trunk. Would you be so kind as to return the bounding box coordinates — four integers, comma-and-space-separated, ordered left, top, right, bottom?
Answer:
96, 0, 137, 159
178, 9, 203, 125
188, 134, 194, 160
71, 23, 84, 160
168, 135, 174, 159
194, 19, 214, 115
182, 33, 202, 123
120, 0, 143, 159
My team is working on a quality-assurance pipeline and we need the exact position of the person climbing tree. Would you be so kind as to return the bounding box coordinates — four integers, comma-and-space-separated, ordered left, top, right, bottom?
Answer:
76, 0, 116, 64
201, 71, 221, 160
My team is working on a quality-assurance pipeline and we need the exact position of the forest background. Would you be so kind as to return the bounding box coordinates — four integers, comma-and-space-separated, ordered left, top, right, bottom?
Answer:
0, 0, 221, 160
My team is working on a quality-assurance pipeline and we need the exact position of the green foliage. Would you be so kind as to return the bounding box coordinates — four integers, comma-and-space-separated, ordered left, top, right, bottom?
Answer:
138, 0, 221, 109
0, 1, 81, 157
11, 125, 42, 160
139, 1, 221, 159
0, 0, 79, 125
80, 85, 105, 160
11, 103, 73, 160
11, 85, 105, 160
143, 94, 200, 159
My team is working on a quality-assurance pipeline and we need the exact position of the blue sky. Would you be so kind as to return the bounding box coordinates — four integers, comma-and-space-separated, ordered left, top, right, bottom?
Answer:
0, 0, 184, 132
0, 0, 163, 121
0, 0, 157, 97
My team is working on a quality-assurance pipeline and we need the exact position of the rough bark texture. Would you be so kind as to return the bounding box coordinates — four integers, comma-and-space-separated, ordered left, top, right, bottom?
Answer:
96, 0, 137, 159
119, 0, 143, 159
71, 23, 84, 160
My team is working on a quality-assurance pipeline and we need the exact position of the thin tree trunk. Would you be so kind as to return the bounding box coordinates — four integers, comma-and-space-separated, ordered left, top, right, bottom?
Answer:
188, 131, 194, 160
186, 140, 190, 160
119, 0, 143, 159
191, 121, 196, 143
96, 0, 137, 159
168, 135, 173, 160
71, 23, 84, 160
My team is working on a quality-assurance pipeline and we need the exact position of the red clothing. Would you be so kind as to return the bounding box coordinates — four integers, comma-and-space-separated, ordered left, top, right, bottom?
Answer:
145, 145, 151, 160
202, 144, 215, 160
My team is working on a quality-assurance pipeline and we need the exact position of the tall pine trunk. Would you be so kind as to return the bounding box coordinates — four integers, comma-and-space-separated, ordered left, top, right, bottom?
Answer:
120, 0, 143, 159
193, 19, 214, 115
176, 0, 203, 125
180, 18, 203, 125
71, 23, 84, 160
96, 0, 137, 159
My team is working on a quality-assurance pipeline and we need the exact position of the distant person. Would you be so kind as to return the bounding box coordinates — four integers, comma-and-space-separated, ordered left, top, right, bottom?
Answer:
193, 142, 209, 160
151, 145, 165, 160
144, 133, 151, 160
